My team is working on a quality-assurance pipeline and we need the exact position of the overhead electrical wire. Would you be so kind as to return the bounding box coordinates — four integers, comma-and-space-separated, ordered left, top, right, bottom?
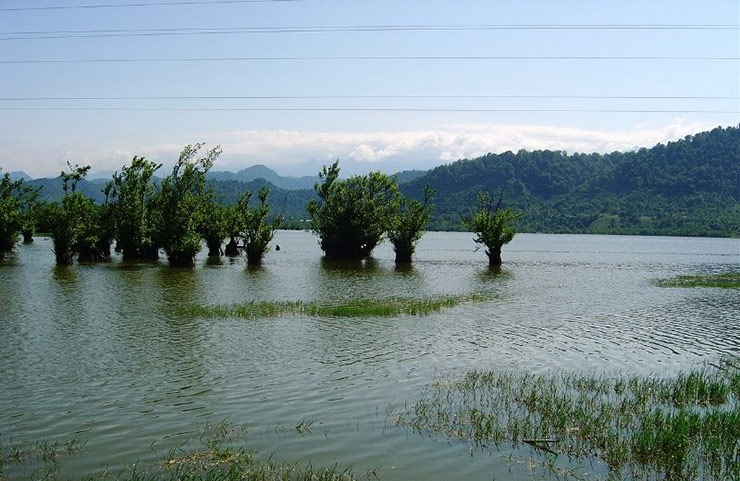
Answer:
1, 95, 736, 101
0, 0, 300, 12
0, 107, 736, 113
1, 55, 737, 64
2, 24, 736, 41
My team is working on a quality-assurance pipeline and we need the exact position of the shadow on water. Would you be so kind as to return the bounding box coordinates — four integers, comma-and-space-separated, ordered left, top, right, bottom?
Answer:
320, 256, 380, 273
205, 256, 224, 267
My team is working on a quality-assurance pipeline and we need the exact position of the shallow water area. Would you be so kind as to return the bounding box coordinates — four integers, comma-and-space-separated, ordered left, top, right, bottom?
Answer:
0, 232, 738, 480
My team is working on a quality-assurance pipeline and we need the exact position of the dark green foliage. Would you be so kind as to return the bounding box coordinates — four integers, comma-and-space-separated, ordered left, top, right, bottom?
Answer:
109, 156, 162, 259
237, 186, 279, 264
462, 191, 522, 266
198, 199, 228, 257
307, 161, 401, 259
0, 170, 37, 254
402, 125, 740, 237
150, 143, 222, 267
388, 185, 435, 263
49, 163, 107, 264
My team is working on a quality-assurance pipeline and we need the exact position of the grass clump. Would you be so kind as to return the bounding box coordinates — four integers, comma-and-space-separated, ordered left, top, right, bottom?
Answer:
397, 358, 740, 480
178, 293, 490, 319
88, 420, 365, 481
654, 272, 740, 289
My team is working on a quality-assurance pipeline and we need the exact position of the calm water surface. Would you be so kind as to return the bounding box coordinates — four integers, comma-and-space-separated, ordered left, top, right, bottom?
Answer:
0, 232, 738, 480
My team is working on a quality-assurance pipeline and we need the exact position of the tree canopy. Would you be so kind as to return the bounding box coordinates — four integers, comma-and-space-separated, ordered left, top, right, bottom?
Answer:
307, 161, 401, 260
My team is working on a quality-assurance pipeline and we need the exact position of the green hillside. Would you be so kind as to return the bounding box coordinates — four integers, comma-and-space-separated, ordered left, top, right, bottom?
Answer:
402, 125, 739, 237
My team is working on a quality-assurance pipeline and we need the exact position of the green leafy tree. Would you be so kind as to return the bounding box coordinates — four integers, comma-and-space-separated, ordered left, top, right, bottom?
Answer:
49, 163, 107, 264
199, 198, 228, 257
239, 186, 279, 264
150, 143, 222, 267
307, 161, 401, 260
388, 185, 435, 263
0, 170, 36, 254
463, 191, 522, 267
109, 156, 162, 259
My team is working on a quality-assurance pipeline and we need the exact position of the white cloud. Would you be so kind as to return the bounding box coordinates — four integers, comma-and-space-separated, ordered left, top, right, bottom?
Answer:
3, 119, 720, 178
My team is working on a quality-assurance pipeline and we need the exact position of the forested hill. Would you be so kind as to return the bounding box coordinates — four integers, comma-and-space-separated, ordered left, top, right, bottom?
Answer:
402, 125, 740, 237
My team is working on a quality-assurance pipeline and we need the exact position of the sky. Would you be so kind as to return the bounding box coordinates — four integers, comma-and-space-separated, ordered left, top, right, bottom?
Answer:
1, 0, 738, 178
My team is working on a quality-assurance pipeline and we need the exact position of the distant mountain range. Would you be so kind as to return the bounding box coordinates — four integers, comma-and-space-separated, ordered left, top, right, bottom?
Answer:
12, 125, 740, 237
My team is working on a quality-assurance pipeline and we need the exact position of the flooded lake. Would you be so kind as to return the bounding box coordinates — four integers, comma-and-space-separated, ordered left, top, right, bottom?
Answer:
1, 231, 738, 480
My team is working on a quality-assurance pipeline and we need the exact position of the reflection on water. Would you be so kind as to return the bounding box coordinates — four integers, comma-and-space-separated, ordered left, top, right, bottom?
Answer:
0, 232, 738, 480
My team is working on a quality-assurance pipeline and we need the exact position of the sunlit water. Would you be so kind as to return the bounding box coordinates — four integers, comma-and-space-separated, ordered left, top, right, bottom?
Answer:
1, 232, 738, 480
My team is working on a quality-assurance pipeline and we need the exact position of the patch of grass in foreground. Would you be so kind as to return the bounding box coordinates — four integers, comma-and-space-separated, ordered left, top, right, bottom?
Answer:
655, 272, 740, 289
397, 357, 740, 481
178, 293, 490, 319
2, 421, 369, 481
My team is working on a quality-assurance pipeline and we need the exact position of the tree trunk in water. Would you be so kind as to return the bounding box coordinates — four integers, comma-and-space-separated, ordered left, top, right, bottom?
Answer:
246, 251, 264, 265
168, 251, 195, 267
207, 241, 222, 257
394, 248, 413, 264
22, 232, 33, 243
55, 250, 74, 265
487, 246, 502, 267
225, 237, 239, 256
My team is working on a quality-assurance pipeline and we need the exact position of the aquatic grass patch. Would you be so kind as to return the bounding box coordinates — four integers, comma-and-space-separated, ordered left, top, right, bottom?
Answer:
0, 437, 85, 476
654, 272, 740, 289
86, 420, 368, 481
397, 359, 740, 480
178, 293, 491, 319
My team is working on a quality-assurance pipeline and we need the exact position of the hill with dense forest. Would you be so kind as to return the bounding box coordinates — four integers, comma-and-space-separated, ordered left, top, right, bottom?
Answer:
402, 125, 739, 237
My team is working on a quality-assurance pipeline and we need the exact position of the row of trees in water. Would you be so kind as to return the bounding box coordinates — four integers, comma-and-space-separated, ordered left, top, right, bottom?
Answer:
1, 144, 521, 267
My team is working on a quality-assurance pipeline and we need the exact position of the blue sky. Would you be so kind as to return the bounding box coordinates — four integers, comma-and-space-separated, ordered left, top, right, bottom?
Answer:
1, 0, 738, 178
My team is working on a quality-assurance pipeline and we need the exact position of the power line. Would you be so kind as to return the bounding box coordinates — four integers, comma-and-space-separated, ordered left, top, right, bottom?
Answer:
2, 24, 736, 41
0, 0, 300, 12
0, 107, 736, 113
1, 95, 737, 101
2, 55, 737, 64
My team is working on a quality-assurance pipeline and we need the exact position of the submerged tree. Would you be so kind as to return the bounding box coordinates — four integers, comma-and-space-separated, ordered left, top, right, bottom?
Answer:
462, 191, 522, 267
150, 143, 221, 267
388, 185, 435, 264
49, 163, 108, 264
109, 156, 162, 259
199, 199, 228, 257
239, 186, 280, 264
307, 161, 400, 260
0, 170, 36, 255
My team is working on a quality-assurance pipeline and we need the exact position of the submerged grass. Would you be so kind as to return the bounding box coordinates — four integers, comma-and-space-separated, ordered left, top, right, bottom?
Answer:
2, 421, 368, 481
178, 293, 491, 319
397, 358, 740, 481
654, 272, 740, 289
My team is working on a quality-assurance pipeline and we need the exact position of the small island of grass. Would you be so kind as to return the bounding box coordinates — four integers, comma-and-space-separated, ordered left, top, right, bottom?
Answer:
655, 272, 740, 289
178, 293, 491, 319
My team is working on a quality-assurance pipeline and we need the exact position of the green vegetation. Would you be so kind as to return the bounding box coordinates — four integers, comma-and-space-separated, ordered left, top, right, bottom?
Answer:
109, 156, 162, 259
0, 421, 364, 481
236, 186, 280, 264
401, 125, 740, 237
48, 163, 109, 264
150, 143, 222, 267
307, 161, 401, 260
655, 272, 740, 289
462, 191, 521, 266
398, 358, 740, 480
0, 169, 37, 255
178, 293, 489, 319
388, 185, 435, 264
